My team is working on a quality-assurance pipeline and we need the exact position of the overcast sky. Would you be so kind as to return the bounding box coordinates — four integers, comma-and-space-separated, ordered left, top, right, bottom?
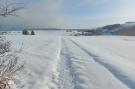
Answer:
0, 0, 135, 29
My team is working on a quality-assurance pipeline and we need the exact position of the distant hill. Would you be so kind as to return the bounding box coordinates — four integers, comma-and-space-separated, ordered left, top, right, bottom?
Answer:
98, 22, 135, 36
115, 23, 135, 36
102, 24, 121, 30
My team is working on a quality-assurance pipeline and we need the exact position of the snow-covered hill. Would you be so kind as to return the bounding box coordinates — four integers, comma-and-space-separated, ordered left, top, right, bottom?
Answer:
5, 34, 135, 89
100, 22, 135, 35
116, 23, 135, 36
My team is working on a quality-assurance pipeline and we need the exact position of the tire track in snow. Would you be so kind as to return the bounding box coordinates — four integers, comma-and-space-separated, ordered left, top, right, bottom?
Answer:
48, 37, 129, 89
46, 37, 75, 89
56, 39, 75, 89
69, 38, 134, 89
59, 38, 93, 89
45, 37, 62, 89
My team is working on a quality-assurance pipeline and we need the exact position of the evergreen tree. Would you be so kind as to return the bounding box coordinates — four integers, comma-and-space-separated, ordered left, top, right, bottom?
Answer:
22, 30, 29, 35
31, 30, 35, 35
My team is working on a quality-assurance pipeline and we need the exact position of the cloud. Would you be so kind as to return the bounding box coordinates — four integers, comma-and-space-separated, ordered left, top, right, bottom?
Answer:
19, 0, 63, 17
8, 0, 65, 28
0, 0, 71, 30
1, 0, 135, 30
16, 0, 111, 29
81, 0, 110, 4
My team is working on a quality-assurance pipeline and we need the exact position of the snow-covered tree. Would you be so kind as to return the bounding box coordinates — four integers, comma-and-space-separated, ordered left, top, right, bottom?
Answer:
31, 30, 35, 35
0, 37, 25, 89
22, 29, 29, 35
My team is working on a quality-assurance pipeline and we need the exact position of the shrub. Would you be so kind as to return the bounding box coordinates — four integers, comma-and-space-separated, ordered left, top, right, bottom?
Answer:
0, 36, 24, 89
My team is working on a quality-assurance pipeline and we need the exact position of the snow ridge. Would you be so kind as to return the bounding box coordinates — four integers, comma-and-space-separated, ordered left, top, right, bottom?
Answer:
70, 38, 133, 89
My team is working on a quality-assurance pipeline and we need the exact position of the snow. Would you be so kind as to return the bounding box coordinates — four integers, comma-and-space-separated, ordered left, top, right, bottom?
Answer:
35, 30, 66, 36
6, 35, 61, 89
4, 31, 135, 89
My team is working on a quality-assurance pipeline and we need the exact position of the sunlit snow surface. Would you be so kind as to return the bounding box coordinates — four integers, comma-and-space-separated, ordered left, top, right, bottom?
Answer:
5, 31, 135, 89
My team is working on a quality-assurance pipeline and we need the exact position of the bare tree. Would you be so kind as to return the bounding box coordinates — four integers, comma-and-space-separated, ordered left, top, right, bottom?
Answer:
0, 0, 25, 17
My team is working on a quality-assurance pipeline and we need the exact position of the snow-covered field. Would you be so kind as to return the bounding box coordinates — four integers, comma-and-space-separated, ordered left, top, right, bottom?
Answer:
5, 32, 135, 89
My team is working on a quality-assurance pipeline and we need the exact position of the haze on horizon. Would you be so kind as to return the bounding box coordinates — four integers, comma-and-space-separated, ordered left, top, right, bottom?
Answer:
0, 0, 135, 30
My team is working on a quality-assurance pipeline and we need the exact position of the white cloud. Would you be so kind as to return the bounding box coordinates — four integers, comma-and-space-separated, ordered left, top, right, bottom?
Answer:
10, 0, 65, 28
81, 0, 109, 4
1, 0, 135, 29
0, 0, 68, 29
